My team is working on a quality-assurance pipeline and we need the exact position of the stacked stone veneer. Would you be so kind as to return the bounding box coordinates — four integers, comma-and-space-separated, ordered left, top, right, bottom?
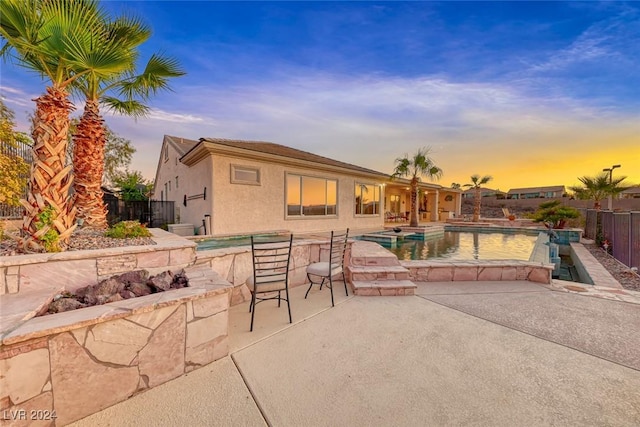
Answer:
0, 265, 232, 426
402, 260, 553, 284
0, 229, 196, 296
194, 239, 350, 305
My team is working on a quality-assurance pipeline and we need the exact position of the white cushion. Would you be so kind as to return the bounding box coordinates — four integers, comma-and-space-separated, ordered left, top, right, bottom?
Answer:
306, 262, 342, 277
245, 275, 287, 293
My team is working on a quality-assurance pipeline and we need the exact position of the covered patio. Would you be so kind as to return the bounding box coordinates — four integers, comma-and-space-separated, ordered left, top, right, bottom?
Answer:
384, 180, 462, 223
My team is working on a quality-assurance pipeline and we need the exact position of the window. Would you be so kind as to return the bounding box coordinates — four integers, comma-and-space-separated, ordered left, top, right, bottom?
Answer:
163, 144, 169, 162
355, 183, 381, 215
164, 183, 168, 196
231, 164, 261, 185
175, 176, 179, 189
168, 180, 171, 192
286, 174, 337, 217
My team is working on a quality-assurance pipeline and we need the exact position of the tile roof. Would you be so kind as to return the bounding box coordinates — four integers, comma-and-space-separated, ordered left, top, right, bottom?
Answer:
508, 185, 565, 194
164, 135, 199, 156
198, 137, 389, 177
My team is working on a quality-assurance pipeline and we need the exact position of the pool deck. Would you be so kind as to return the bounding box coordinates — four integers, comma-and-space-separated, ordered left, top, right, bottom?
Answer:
71, 281, 640, 426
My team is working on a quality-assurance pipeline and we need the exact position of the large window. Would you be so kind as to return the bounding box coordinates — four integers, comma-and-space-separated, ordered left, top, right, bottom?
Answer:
286, 174, 337, 217
355, 183, 381, 215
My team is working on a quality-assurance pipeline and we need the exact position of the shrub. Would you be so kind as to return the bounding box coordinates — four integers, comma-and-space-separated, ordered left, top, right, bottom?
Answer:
105, 221, 152, 239
531, 200, 580, 229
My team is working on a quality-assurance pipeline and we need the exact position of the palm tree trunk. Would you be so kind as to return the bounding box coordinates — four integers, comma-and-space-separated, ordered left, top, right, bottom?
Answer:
473, 187, 481, 222
410, 181, 419, 227
73, 99, 108, 229
20, 86, 76, 252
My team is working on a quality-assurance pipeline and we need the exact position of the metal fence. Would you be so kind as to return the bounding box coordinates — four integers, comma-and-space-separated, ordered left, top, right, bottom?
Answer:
0, 139, 32, 218
105, 199, 174, 228
599, 210, 640, 269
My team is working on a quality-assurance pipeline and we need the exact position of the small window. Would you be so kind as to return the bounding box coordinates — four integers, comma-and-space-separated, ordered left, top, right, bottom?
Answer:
231, 164, 261, 185
176, 176, 179, 189
163, 144, 169, 162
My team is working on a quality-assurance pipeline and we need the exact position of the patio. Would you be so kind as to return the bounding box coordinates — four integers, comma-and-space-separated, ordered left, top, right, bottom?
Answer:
71, 281, 640, 426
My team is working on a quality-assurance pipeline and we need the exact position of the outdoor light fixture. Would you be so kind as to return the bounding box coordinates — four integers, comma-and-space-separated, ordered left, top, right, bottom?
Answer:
602, 164, 621, 210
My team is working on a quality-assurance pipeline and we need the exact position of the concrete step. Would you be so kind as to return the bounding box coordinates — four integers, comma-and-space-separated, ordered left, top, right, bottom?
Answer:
351, 280, 417, 296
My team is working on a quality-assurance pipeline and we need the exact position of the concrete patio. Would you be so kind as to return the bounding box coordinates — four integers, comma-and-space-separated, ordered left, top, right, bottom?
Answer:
71, 281, 640, 426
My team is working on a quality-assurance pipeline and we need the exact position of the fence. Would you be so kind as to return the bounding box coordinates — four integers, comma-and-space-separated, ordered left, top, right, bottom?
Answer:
588, 210, 640, 269
0, 138, 33, 218
105, 199, 174, 228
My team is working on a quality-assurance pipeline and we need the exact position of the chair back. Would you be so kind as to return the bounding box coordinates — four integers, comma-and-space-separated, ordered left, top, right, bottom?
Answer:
329, 229, 349, 270
250, 235, 293, 290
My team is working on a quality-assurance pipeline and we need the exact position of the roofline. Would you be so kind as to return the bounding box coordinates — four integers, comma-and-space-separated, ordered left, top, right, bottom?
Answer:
180, 139, 392, 181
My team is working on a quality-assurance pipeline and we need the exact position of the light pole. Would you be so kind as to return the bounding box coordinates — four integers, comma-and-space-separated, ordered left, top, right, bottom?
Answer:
602, 164, 621, 210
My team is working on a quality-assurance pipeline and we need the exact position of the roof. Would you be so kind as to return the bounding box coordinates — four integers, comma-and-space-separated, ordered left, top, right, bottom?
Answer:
622, 186, 640, 194
508, 185, 565, 194
185, 136, 390, 178
164, 135, 199, 156
462, 187, 503, 194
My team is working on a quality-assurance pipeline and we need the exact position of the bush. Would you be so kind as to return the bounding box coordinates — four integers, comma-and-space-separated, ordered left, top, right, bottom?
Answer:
105, 221, 152, 239
531, 200, 580, 229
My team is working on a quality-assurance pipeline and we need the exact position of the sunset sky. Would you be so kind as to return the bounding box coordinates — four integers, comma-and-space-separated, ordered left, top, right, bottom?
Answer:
1, 1, 638, 191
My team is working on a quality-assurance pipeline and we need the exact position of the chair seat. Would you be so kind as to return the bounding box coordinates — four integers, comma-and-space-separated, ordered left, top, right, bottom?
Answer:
246, 275, 287, 293
306, 261, 342, 277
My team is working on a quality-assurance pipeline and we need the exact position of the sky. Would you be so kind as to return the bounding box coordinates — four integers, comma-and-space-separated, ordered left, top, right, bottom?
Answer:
1, 1, 639, 192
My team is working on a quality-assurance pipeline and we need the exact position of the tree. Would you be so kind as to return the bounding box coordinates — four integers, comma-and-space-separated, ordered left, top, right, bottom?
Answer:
391, 147, 443, 227
67, 120, 136, 186
463, 174, 493, 222
71, 15, 184, 229
0, 100, 30, 207
569, 173, 630, 209
531, 200, 580, 229
0, 0, 118, 252
112, 170, 152, 202
450, 183, 461, 190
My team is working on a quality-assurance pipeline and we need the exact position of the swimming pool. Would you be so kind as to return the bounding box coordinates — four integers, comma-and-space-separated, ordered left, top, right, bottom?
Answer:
370, 231, 537, 261
195, 233, 282, 251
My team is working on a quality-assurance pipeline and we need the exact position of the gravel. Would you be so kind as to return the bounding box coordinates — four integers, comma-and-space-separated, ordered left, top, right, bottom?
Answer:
582, 243, 640, 292
0, 228, 155, 256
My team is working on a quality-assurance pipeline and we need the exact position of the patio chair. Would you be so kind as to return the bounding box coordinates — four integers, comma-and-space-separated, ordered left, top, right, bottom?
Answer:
305, 229, 349, 307
246, 234, 293, 332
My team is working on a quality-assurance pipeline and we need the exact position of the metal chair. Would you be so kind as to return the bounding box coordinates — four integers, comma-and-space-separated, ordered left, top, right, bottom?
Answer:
246, 234, 293, 331
305, 229, 349, 307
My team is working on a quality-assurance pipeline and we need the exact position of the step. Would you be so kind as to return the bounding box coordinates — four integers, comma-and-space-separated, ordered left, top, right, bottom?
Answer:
348, 265, 410, 281
351, 280, 417, 296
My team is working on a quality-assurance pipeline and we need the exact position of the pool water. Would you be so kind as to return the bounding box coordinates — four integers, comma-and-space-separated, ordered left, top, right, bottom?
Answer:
382, 231, 537, 261
195, 234, 281, 251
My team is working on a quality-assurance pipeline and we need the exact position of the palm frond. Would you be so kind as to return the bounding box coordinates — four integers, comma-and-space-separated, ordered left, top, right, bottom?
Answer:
101, 97, 149, 118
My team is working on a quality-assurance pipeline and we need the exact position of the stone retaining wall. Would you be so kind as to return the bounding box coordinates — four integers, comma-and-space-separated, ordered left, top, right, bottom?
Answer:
401, 260, 553, 284
0, 266, 232, 426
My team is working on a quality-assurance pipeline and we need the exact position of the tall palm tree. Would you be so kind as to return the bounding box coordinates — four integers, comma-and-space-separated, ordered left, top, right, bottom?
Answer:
569, 173, 629, 209
71, 16, 184, 228
391, 147, 443, 227
0, 0, 115, 251
464, 174, 493, 222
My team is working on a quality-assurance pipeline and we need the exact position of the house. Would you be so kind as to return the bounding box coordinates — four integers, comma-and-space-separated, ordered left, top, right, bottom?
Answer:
507, 185, 565, 200
461, 187, 505, 199
153, 135, 461, 235
620, 187, 640, 199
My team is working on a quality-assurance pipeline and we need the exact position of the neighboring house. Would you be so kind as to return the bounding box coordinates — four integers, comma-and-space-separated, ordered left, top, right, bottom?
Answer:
620, 187, 640, 199
507, 185, 565, 199
461, 187, 504, 199
153, 135, 461, 235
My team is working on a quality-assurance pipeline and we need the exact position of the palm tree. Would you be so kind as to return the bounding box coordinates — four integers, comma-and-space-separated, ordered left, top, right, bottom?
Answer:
464, 174, 493, 222
450, 183, 461, 189
391, 147, 443, 227
569, 173, 629, 209
72, 17, 184, 228
0, 0, 117, 251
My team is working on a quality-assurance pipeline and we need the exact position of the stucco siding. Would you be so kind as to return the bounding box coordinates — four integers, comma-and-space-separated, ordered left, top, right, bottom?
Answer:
210, 155, 384, 235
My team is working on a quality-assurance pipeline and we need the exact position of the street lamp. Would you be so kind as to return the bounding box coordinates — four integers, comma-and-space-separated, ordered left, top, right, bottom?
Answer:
602, 164, 621, 210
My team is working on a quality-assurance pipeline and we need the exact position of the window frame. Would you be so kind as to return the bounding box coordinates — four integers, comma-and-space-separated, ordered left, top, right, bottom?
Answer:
285, 173, 338, 218
230, 164, 261, 186
354, 182, 382, 216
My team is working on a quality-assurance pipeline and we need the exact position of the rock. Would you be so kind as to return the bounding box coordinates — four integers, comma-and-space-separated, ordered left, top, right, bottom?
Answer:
148, 271, 173, 292
48, 298, 88, 314
116, 270, 150, 285
128, 281, 153, 297
119, 290, 136, 299
106, 293, 124, 303
171, 271, 189, 289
